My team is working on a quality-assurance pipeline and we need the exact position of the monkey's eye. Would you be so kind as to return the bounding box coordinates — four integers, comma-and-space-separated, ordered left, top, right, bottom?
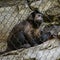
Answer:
37, 14, 43, 17
38, 15, 41, 16
37, 14, 41, 17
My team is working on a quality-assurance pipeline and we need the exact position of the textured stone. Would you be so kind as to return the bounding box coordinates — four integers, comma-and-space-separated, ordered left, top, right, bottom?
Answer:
0, 39, 60, 60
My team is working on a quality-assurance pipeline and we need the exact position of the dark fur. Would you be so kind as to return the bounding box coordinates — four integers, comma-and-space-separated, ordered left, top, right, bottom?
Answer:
0, 10, 53, 55
7, 10, 43, 49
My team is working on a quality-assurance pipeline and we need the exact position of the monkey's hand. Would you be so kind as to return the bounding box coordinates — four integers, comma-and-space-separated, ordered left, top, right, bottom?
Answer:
38, 32, 52, 44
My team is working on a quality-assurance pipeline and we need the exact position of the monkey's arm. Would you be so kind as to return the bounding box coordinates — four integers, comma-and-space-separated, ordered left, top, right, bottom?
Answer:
38, 31, 53, 44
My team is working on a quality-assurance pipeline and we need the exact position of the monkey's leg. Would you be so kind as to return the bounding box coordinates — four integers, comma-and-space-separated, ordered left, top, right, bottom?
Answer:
17, 31, 29, 44
17, 31, 31, 48
7, 31, 31, 50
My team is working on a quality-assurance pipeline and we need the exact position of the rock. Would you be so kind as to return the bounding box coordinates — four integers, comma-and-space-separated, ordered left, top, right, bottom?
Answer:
30, 0, 60, 22
0, 0, 38, 7
43, 24, 60, 37
0, 38, 60, 60
30, 0, 60, 14
0, 0, 25, 7
0, 5, 31, 42
0, 42, 7, 52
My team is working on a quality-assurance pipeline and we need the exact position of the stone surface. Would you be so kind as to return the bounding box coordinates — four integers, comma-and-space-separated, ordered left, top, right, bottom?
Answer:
30, 0, 60, 23
0, 5, 31, 42
0, 38, 60, 60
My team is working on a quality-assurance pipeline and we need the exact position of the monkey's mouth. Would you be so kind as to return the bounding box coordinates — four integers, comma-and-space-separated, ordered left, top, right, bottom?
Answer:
33, 20, 41, 28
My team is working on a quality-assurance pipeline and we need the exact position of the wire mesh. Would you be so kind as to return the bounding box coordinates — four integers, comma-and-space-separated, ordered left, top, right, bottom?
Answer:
0, 5, 31, 52
0, 0, 60, 60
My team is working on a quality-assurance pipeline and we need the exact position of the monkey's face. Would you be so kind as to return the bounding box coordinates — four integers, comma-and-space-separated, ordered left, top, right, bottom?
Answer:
27, 10, 43, 28
34, 13, 43, 22
33, 13, 43, 28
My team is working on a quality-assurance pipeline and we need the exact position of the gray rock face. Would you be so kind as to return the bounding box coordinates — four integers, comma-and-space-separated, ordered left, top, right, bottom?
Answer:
0, 38, 60, 60
43, 25, 60, 35
0, 0, 24, 7
30, 0, 60, 14
0, 5, 31, 42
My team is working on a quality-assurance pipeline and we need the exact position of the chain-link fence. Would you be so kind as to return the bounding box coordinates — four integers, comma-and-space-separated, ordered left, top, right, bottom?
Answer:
0, 6, 30, 41
0, 0, 32, 52
0, 0, 60, 60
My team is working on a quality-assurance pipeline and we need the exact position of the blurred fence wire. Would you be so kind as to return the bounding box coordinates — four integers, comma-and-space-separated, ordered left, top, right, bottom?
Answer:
0, 0, 38, 52
0, 0, 60, 59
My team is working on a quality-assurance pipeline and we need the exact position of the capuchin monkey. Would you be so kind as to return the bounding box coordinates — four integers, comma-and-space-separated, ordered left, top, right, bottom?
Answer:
0, 10, 52, 55
7, 10, 43, 49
